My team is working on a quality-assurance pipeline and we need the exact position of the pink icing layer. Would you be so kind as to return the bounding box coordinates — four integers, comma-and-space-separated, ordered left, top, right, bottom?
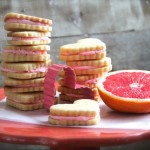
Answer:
4, 50, 46, 55
62, 50, 104, 56
50, 115, 95, 121
12, 37, 49, 40
1, 67, 47, 73
6, 18, 48, 26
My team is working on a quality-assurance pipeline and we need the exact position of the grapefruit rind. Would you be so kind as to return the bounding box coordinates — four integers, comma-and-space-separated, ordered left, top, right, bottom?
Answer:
98, 70, 150, 113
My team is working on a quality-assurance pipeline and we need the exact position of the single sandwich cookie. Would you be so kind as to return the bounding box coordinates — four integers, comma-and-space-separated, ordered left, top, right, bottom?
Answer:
48, 99, 100, 126
2, 45, 50, 62
58, 86, 101, 102
7, 31, 51, 45
59, 64, 112, 76
59, 91, 101, 102
58, 77, 99, 88
6, 99, 43, 111
60, 41, 106, 61
76, 74, 105, 82
66, 57, 112, 75
4, 86, 44, 93
5, 91, 43, 104
1, 59, 51, 79
67, 57, 111, 68
3, 77, 45, 92
4, 12, 52, 32
72, 65, 112, 75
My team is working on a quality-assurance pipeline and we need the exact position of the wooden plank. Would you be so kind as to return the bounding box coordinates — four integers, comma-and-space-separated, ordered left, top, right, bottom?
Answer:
0, 0, 150, 37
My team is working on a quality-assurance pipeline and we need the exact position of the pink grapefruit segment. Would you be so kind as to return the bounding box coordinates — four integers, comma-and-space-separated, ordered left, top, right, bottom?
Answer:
98, 70, 150, 113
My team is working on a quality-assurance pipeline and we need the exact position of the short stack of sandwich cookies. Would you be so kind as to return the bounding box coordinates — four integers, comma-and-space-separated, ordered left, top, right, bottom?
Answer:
59, 38, 112, 102
1, 12, 52, 110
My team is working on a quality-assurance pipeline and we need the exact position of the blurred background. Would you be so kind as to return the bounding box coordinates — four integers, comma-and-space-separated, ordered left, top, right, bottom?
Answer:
0, 0, 150, 149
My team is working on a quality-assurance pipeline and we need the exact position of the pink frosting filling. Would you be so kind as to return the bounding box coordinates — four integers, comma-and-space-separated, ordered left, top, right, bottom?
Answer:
1, 67, 47, 73
50, 115, 95, 121
11, 37, 49, 41
6, 18, 48, 26
62, 50, 104, 56
4, 50, 46, 55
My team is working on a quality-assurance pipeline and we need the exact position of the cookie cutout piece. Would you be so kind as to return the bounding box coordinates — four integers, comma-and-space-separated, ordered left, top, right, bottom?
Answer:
48, 99, 100, 126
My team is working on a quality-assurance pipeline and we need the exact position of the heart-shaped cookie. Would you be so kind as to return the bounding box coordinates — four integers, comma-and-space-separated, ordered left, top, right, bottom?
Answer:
60, 38, 106, 61
48, 99, 100, 126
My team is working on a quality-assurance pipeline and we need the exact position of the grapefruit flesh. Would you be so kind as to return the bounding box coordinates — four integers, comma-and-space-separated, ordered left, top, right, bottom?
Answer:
98, 70, 150, 113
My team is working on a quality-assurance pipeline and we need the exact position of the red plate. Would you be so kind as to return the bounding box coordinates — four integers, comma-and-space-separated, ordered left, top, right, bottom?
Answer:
0, 88, 150, 150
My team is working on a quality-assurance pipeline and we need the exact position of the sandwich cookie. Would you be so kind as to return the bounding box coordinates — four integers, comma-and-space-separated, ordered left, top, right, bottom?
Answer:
2, 45, 50, 62
48, 99, 100, 126
66, 57, 112, 75
4, 12, 52, 32
58, 86, 101, 102
7, 31, 51, 45
60, 41, 106, 61
1, 59, 51, 79
3, 77, 45, 93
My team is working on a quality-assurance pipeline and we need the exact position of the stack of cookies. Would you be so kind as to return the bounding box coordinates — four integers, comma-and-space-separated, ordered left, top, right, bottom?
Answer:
59, 38, 112, 102
1, 12, 52, 110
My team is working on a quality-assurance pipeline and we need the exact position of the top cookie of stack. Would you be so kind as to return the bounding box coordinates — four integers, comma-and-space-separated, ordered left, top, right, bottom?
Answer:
1, 12, 52, 111
59, 38, 112, 102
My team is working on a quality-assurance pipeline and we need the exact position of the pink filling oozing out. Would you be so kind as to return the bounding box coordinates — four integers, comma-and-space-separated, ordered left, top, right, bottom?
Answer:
11, 37, 49, 41
50, 115, 95, 121
62, 50, 104, 56
6, 18, 48, 26
4, 50, 46, 55
1, 67, 47, 73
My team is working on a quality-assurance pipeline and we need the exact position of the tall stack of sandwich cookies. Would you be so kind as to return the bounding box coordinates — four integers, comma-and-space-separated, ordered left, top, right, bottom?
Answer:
1, 12, 52, 110
58, 38, 112, 103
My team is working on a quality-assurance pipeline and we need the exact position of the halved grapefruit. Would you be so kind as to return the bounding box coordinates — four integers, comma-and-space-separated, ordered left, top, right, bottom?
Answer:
98, 70, 150, 113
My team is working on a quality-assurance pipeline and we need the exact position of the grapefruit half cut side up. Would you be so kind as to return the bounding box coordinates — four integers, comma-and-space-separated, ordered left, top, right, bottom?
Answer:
98, 70, 150, 113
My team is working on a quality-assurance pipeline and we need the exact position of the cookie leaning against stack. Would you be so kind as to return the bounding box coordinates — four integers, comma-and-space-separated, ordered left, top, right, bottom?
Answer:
1, 12, 52, 110
59, 38, 112, 102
